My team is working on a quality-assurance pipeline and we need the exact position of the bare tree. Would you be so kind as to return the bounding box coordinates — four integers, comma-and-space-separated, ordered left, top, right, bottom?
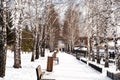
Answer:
83, 0, 113, 65
44, 3, 60, 51
31, 0, 40, 61
63, 4, 80, 53
111, 0, 120, 70
77, 0, 99, 60
25, 0, 46, 61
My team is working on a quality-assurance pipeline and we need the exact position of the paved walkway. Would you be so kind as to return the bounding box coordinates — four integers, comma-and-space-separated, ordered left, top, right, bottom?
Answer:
44, 52, 111, 80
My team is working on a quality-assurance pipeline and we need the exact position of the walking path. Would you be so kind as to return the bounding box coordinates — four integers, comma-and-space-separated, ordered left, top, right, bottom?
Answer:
44, 51, 111, 80
2, 50, 111, 80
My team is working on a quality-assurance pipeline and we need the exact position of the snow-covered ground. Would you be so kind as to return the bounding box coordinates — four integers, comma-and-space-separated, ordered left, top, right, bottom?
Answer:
0, 50, 111, 80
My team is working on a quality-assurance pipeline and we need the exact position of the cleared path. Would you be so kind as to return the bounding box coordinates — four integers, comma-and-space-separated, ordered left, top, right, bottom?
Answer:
44, 52, 111, 80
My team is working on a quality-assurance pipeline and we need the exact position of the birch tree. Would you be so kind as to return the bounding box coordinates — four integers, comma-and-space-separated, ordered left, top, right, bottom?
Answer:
31, 0, 40, 61
84, 0, 96, 60
63, 4, 80, 53
45, 3, 60, 51
111, 0, 120, 70
101, 0, 112, 67
13, 0, 25, 68
0, 0, 7, 77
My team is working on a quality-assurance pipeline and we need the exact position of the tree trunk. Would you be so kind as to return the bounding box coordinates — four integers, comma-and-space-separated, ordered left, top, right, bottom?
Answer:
0, 52, 6, 78
41, 48, 45, 57
0, 0, 7, 77
49, 42, 54, 52
13, 0, 22, 68
35, 36, 40, 59
40, 26, 46, 57
31, 51, 35, 61
0, 30, 6, 77
88, 37, 91, 60
71, 41, 74, 53
91, 37, 95, 61
31, 37, 37, 61
0, 29, 6, 77
35, 43, 39, 59
104, 44, 109, 67
92, 52, 95, 62
67, 44, 70, 52
41, 41, 45, 57
114, 38, 119, 70
96, 37, 100, 64
96, 45, 100, 64
49, 34, 54, 52
13, 28, 21, 68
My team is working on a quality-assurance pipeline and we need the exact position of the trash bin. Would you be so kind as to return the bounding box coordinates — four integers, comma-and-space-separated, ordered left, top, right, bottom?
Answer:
46, 56, 53, 72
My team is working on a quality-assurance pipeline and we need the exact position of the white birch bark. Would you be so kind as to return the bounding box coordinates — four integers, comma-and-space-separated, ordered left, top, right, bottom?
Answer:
0, 0, 7, 77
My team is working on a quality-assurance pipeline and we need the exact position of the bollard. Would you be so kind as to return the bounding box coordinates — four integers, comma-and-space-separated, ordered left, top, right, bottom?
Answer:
46, 56, 53, 72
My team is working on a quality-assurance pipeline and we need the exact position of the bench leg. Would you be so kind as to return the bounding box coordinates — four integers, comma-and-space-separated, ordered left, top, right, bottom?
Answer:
56, 57, 59, 64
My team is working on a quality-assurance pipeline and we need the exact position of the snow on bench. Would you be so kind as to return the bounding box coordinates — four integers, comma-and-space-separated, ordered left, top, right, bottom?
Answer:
36, 65, 55, 80
36, 65, 45, 80
107, 70, 120, 80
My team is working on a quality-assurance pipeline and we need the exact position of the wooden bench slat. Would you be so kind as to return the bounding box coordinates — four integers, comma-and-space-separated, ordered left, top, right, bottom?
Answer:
36, 65, 44, 80
36, 65, 55, 80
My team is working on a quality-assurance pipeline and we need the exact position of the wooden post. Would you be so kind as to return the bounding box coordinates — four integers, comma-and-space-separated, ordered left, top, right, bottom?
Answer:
46, 56, 53, 72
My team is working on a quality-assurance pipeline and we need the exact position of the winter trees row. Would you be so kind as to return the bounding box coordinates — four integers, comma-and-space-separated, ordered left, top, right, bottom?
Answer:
0, 0, 62, 77
81, 0, 120, 68
63, 4, 80, 53
0, 0, 120, 78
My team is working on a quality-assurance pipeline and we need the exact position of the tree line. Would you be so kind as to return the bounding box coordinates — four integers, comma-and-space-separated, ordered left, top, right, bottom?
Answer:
0, 0, 120, 78
0, 0, 70, 77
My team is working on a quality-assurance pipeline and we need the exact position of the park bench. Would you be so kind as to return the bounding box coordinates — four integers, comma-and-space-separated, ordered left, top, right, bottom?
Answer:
107, 70, 120, 80
36, 65, 55, 80
52, 51, 59, 64
113, 73, 120, 80
88, 63, 102, 73
107, 71, 114, 79
81, 59, 87, 64
36, 65, 45, 80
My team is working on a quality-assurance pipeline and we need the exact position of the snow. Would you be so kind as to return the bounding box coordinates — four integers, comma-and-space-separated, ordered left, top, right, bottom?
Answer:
74, 47, 80, 50
81, 47, 87, 51
80, 56, 120, 76
0, 50, 111, 80
74, 47, 87, 51
108, 40, 120, 47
